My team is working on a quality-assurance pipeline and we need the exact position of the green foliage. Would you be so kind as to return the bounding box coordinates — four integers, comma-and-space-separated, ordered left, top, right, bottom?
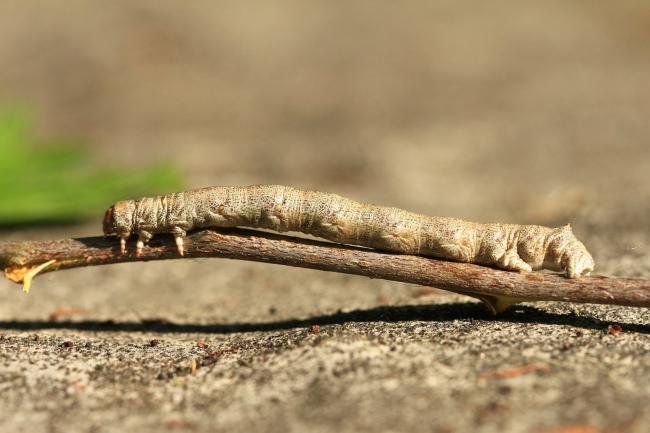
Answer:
0, 110, 183, 226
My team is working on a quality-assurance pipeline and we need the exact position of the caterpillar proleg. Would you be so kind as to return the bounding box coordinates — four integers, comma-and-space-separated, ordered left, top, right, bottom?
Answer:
102, 185, 594, 278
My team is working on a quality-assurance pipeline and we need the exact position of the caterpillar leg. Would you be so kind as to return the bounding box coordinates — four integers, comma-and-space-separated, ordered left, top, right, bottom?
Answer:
480, 240, 532, 273
439, 242, 474, 263
543, 225, 595, 278
172, 227, 186, 256
136, 230, 153, 256
497, 249, 532, 273
175, 236, 184, 256
567, 253, 594, 278
119, 236, 127, 255
561, 246, 594, 278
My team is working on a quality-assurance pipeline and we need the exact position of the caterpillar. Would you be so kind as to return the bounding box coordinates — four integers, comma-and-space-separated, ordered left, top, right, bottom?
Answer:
102, 185, 595, 278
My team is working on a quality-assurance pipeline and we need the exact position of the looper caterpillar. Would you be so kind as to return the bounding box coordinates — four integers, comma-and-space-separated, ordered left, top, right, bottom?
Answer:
103, 185, 594, 278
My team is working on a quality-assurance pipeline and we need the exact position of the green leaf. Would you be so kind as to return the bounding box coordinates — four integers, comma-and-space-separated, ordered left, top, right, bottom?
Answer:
0, 110, 183, 226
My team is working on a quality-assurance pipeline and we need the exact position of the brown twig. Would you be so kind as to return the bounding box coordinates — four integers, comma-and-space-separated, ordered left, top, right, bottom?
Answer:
1, 228, 649, 313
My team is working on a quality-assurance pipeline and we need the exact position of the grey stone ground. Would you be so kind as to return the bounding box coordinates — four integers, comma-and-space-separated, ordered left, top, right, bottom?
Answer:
1, 1, 649, 432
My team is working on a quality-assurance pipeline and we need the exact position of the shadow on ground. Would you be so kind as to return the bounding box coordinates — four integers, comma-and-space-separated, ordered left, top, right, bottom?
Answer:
1, 303, 647, 334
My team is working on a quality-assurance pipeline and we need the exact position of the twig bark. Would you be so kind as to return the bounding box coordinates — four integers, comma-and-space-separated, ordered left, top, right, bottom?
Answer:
1, 228, 648, 313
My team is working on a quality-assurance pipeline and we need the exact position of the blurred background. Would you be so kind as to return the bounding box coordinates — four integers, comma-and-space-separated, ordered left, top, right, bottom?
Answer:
0, 2, 649, 432
1, 0, 648, 229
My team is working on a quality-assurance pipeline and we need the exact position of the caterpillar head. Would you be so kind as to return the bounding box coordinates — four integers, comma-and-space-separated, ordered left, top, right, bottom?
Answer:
103, 200, 136, 237
543, 224, 595, 278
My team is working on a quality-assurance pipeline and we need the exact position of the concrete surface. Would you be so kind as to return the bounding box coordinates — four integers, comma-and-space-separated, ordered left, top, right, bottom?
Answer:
0, 1, 649, 432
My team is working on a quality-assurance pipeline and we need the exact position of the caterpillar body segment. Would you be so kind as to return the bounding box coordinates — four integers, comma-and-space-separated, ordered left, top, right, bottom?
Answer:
102, 185, 594, 278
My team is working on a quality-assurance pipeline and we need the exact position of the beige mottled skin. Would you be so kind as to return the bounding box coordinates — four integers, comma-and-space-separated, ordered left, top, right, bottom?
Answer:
103, 185, 594, 278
